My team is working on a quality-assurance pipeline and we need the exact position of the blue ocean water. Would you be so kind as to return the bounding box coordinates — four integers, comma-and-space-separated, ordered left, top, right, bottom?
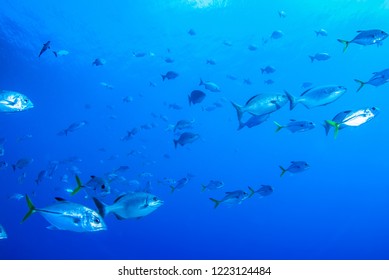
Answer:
0, 0, 389, 260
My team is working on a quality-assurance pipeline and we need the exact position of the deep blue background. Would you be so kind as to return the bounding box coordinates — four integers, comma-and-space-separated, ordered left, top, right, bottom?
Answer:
0, 0, 389, 259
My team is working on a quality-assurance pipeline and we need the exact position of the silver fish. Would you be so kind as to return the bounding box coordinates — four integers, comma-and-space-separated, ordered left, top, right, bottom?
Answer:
201, 180, 224, 191
248, 185, 273, 198
274, 120, 315, 133
286, 85, 347, 110
199, 79, 220, 92
174, 132, 200, 148
338, 29, 388, 52
72, 175, 110, 197
309, 52, 330, 62
93, 192, 163, 220
209, 190, 249, 208
280, 161, 310, 177
0, 90, 34, 113
22, 195, 106, 232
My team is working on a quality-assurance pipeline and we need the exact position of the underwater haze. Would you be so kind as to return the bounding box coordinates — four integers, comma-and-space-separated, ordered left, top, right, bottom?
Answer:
1, 0, 389, 260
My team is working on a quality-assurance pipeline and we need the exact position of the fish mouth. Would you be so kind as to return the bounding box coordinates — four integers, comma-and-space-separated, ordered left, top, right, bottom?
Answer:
150, 200, 164, 207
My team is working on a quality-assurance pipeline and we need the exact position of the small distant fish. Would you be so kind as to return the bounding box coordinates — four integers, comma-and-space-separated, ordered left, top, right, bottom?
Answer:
274, 120, 315, 133
92, 58, 106, 66
270, 30, 284, 39
17, 134, 33, 142
223, 40, 233, 46
188, 29, 196, 36
35, 170, 47, 185
113, 166, 130, 174
61, 174, 69, 183
243, 79, 252, 85
209, 190, 249, 208
132, 51, 146, 57
188, 90, 206, 106
100, 82, 113, 89
139, 172, 153, 178
58, 121, 88, 136
315, 29, 328, 36
123, 96, 133, 103
354, 74, 389, 92
0, 224, 7, 239
93, 192, 163, 220
71, 175, 110, 197
280, 161, 310, 177
199, 79, 220, 92
174, 119, 195, 132
325, 107, 379, 139
261, 65, 276, 74
202, 105, 217, 112
52, 49, 69, 57
226, 74, 238, 80
264, 79, 274, 85
201, 180, 224, 191
285, 85, 347, 110
0, 160, 8, 170
174, 132, 200, 148
238, 114, 269, 130
164, 57, 174, 63
161, 71, 179, 81
309, 52, 330, 62
8, 193, 24, 201
278, 10, 286, 18
248, 185, 273, 198
121, 128, 139, 141
0, 90, 34, 113
149, 81, 157, 87
168, 103, 183, 110
22, 195, 106, 232
18, 172, 27, 184
170, 177, 189, 193
248, 44, 258, 51
12, 158, 33, 171
338, 29, 388, 52
38, 41, 51, 57
206, 59, 216, 65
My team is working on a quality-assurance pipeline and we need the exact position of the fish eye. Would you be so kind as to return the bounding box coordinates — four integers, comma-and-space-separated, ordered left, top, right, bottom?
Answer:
101, 185, 105, 189
94, 217, 100, 224
153, 197, 158, 201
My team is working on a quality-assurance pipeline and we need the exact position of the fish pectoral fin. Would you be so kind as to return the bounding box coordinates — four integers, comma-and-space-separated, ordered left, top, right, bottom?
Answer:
113, 213, 126, 220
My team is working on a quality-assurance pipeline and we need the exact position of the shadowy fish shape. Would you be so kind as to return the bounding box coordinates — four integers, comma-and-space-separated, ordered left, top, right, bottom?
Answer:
280, 161, 310, 177
201, 180, 224, 191
0, 90, 34, 113
325, 107, 379, 139
35, 170, 47, 185
315, 29, 328, 36
52, 49, 69, 57
170, 177, 189, 193
199, 79, 220, 92
174, 132, 200, 148
92, 58, 106, 66
22, 195, 106, 232
38, 41, 51, 57
354, 72, 389, 92
261, 65, 276, 74
248, 185, 273, 198
231, 92, 288, 122
173, 119, 195, 132
0, 224, 7, 239
285, 85, 347, 110
58, 121, 88, 136
12, 158, 33, 171
309, 52, 330, 62
72, 175, 110, 197
338, 29, 388, 52
274, 120, 315, 133
161, 71, 179, 81
209, 190, 249, 209
93, 192, 163, 220
238, 114, 269, 130
188, 90, 206, 105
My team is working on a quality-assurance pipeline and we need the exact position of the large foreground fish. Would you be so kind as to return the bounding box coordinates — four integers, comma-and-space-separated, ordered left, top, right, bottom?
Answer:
0, 90, 34, 113
22, 195, 106, 232
93, 192, 163, 220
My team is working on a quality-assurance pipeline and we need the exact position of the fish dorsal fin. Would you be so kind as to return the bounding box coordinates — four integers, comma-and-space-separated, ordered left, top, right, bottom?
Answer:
356, 30, 364, 33
114, 194, 127, 203
114, 213, 126, 220
90, 175, 96, 179
245, 95, 259, 105
300, 88, 312, 96
54, 197, 67, 202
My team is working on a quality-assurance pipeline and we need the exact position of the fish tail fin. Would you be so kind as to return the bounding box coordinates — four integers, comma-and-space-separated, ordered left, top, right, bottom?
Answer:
52, 51, 58, 57
201, 184, 207, 192
188, 95, 192, 106
273, 121, 283, 132
209, 198, 220, 209
169, 185, 176, 193
337, 39, 350, 52
325, 120, 340, 139
173, 140, 178, 149
12, 164, 16, 172
309, 55, 315, 63
314, 31, 319, 36
260, 68, 265, 74
279, 166, 287, 177
284, 90, 297, 110
161, 74, 166, 81
237, 119, 245, 130
323, 121, 331, 136
354, 79, 365, 92
231, 101, 244, 122
199, 78, 204, 86
21, 195, 36, 223
71, 175, 83, 195
248, 186, 255, 198
92, 197, 108, 218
